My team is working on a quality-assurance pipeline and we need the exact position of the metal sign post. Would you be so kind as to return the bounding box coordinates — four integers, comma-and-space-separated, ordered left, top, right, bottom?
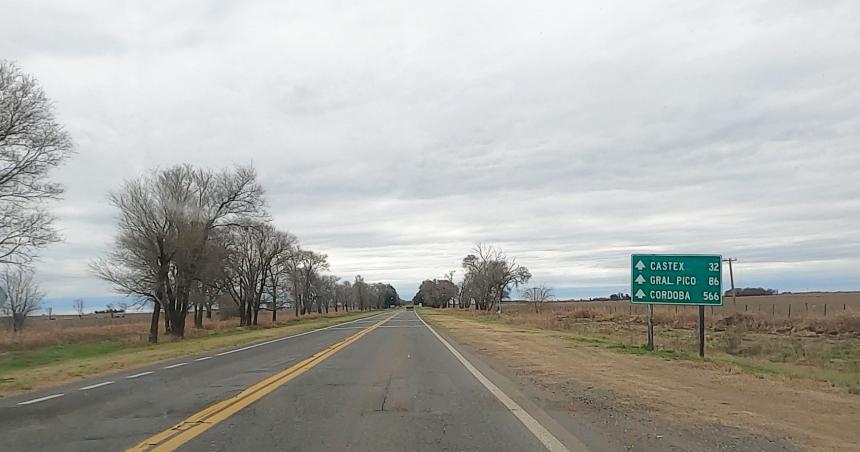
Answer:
698, 306, 705, 357
647, 304, 654, 351
631, 254, 723, 357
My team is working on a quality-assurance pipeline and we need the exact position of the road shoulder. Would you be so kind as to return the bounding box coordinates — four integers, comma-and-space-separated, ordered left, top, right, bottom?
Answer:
0, 310, 382, 398
421, 309, 842, 451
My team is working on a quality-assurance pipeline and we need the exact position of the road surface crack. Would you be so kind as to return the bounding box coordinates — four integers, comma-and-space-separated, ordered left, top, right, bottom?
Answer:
378, 374, 392, 412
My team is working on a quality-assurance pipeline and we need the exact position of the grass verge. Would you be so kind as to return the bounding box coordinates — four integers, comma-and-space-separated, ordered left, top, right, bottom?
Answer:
422, 308, 860, 395
0, 310, 380, 397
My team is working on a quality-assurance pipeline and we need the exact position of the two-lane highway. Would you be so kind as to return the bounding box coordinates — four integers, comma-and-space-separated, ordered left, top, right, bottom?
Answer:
0, 309, 578, 451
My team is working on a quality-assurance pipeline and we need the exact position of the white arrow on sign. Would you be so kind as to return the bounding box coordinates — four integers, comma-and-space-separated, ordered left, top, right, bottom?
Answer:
635, 274, 645, 284
635, 289, 645, 299
635, 260, 645, 271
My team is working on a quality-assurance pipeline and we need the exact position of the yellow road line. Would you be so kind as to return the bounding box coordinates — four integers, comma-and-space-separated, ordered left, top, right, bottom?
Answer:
127, 314, 394, 452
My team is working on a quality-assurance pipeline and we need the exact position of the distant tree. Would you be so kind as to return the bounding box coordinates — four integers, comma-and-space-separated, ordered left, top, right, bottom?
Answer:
522, 284, 554, 313
415, 279, 459, 308
461, 243, 531, 312
0, 267, 44, 331
72, 298, 85, 318
0, 61, 74, 266
217, 221, 297, 325
726, 287, 779, 297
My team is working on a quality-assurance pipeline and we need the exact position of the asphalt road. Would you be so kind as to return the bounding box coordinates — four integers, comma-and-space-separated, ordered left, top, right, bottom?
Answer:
0, 309, 581, 451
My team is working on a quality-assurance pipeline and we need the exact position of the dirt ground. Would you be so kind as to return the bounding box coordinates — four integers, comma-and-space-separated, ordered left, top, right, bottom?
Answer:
423, 310, 860, 452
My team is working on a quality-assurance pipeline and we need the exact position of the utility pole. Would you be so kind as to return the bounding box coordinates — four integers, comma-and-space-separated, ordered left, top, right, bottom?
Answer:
723, 258, 738, 304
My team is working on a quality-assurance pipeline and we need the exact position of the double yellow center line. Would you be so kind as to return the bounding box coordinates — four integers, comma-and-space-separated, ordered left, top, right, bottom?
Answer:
128, 314, 394, 452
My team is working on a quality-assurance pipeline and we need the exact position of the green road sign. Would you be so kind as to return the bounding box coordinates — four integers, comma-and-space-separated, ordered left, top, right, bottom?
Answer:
631, 254, 722, 305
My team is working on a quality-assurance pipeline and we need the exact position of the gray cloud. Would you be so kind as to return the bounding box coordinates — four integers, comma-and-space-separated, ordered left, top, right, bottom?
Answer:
2, 0, 858, 299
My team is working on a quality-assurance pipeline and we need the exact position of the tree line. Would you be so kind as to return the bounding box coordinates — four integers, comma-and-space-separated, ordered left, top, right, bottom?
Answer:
414, 243, 538, 311
91, 164, 400, 343
0, 60, 398, 336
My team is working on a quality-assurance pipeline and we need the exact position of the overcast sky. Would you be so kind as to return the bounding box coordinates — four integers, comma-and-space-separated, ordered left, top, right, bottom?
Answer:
3, 0, 859, 303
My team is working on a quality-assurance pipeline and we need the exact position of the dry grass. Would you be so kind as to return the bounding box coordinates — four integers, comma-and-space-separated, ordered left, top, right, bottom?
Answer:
422, 310, 860, 451
510, 296, 860, 337
0, 310, 346, 351
441, 298, 860, 393
555, 291, 860, 320
0, 310, 380, 397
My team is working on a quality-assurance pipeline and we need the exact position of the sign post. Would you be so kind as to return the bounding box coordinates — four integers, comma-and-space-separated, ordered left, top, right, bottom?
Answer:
647, 304, 654, 351
631, 254, 722, 357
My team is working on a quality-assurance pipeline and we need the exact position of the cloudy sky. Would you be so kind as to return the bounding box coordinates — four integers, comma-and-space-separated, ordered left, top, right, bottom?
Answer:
2, 0, 859, 305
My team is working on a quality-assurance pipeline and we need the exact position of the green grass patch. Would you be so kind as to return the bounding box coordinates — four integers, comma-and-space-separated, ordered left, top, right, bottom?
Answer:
0, 341, 123, 374
0, 310, 381, 396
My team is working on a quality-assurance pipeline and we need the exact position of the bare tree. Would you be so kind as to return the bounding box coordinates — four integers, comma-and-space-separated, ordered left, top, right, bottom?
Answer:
72, 298, 85, 318
93, 164, 266, 340
284, 249, 329, 316
521, 284, 554, 313
0, 266, 44, 331
218, 221, 296, 325
415, 279, 458, 308
267, 239, 298, 322
460, 243, 531, 312
91, 173, 177, 343
0, 61, 73, 266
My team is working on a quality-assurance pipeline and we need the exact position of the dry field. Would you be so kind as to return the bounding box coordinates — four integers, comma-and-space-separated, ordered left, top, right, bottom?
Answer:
0, 309, 342, 351
556, 291, 860, 320
423, 310, 860, 451
452, 292, 860, 394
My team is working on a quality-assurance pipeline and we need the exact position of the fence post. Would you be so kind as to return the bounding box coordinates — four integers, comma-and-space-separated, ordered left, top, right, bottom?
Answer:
745, 304, 748, 312
824, 304, 827, 317
772, 304, 775, 318
788, 303, 791, 319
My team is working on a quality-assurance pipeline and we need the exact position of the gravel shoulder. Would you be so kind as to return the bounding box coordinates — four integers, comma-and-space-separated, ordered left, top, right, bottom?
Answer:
423, 309, 860, 451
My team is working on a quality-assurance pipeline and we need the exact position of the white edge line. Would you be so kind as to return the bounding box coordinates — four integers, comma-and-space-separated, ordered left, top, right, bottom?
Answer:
79, 381, 114, 391
125, 371, 154, 379
13, 312, 388, 406
17, 393, 64, 405
164, 362, 188, 369
415, 311, 574, 452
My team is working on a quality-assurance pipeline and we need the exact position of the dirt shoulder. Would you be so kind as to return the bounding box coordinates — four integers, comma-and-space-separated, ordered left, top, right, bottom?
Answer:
423, 309, 860, 451
0, 310, 380, 398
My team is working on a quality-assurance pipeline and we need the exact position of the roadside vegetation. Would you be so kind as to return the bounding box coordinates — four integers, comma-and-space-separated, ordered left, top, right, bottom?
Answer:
0, 310, 378, 396
1, 59, 398, 349
412, 242, 860, 394
422, 308, 860, 451
427, 301, 860, 394
413, 243, 532, 310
